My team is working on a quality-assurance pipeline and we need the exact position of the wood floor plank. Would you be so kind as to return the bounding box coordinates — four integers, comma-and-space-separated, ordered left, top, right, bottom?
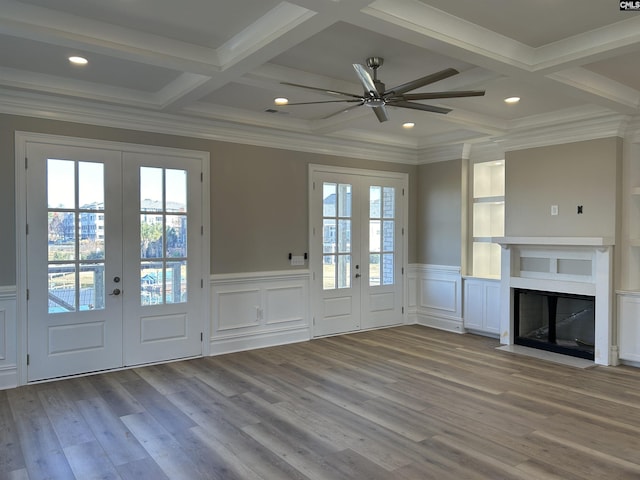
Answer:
63, 440, 120, 480
120, 411, 209, 480
4, 325, 640, 480
7, 385, 76, 480
37, 385, 96, 448
0, 391, 26, 476
75, 396, 149, 467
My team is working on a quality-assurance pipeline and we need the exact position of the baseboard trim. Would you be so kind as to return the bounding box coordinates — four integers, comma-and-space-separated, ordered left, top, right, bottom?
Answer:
209, 326, 310, 356
0, 367, 18, 390
415, 312, 464, 334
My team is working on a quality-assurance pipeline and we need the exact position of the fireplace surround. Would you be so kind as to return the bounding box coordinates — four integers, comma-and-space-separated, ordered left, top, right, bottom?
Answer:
496, 237, 616, 366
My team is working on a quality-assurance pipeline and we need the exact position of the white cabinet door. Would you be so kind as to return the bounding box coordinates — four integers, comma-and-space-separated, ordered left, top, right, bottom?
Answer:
619, 294, 640, 362
464, 278, 500, 335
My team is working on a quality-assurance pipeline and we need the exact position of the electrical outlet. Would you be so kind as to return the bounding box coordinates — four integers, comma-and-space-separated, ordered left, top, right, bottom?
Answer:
290, 255, 305, 266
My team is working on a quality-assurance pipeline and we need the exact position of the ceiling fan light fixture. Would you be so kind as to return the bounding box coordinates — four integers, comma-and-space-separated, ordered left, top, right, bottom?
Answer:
274, 97, 289, 105
504, 96, 520, 104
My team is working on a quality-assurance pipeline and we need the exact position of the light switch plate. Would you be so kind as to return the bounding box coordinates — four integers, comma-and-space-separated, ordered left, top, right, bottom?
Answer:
551, 205, 558, 216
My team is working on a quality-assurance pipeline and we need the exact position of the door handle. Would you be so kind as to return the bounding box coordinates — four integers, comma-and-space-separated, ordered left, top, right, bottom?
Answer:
355, 273, 361, 278
109, 288, 121, 296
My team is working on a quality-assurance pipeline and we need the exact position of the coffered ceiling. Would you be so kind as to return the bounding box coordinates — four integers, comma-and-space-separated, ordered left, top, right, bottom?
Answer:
1, 0, 638, 160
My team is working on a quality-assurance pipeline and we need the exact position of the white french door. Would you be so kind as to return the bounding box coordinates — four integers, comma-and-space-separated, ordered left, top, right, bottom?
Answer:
310, 167, 406, 337
24, 139, 206, 382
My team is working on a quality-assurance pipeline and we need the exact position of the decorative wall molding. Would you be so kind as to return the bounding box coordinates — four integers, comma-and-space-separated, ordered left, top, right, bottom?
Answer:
0, 286, 17, 390
410, 264, 464, 334
0, 89, 417, 165
210, 270, 310, 356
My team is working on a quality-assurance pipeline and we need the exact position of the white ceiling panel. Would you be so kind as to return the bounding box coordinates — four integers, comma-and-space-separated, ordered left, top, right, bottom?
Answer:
0, 1, 639, 155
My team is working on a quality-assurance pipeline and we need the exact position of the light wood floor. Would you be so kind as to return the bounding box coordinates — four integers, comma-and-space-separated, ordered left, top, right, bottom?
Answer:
3, 326, 640, 480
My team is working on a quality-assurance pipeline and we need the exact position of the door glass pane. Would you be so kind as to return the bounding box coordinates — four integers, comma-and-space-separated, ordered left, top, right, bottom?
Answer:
322, 182, 352, 290
48, 212, 76, 261
139, 168, 188, 305
369, 254, 380, 287
383, 221, 394, 251
80, 263, 105, 310
369, 186, 396, 287
323, 183, 336, 217
166, 261, 187, 303
166, 169, 187, 212
140, 167, 163, 211
78, 162, 104, 208
337, 255, 351, 289
383, 187, 395, 218
369, 186, 381, 218
46, 158, 109, 314
338, 220, 351, 253
48, 264, 76, 313
338, 184, 351, 217
140, 215, 163, 259
369, 220, 380, 253
166, 215, 187, 257
47, 159, 75, 209
141, 261, 163, 305
323, 256, 335, 290
323, 220, 336, 254
382, 254, 394, 285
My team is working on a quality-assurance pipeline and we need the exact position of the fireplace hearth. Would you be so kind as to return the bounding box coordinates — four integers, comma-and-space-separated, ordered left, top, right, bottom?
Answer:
514, 288, 595, 360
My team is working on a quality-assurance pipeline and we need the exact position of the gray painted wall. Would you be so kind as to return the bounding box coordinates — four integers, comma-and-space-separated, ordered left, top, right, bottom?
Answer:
0, 114, 417, 285
416, 159, 463, 266
505, 137, 622, 238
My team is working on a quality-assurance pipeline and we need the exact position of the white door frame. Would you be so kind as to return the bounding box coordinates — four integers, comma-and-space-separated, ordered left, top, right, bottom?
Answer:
308, 164, 409, 337
15, 131, 211, 385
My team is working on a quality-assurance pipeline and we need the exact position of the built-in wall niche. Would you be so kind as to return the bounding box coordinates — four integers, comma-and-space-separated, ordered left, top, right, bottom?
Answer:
471, 160, 505, 278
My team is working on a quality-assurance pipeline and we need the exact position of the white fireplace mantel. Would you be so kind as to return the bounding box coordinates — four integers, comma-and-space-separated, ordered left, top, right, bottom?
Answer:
493, 236, 615, 247
497, 237, 617, 366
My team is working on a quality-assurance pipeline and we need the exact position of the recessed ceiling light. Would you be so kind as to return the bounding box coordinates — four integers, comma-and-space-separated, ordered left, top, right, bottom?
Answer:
504, 96, 520, 104
402, 122, 415, 129
274, 97, 289, 105
69, 56, 88, 65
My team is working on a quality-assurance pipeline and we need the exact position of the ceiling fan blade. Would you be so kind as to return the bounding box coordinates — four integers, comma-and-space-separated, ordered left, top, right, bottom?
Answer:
372, 105, 389, 122
402, 90, 485, 101
285, 99, 364, 106
353, 64, 379, 97
384, 68, 459, 96
280, 82, 362, 99
322, 102, 365, 119
387, 100, 451, 114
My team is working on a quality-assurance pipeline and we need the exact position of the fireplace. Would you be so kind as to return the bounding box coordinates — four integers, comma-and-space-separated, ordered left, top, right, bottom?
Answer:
496, 237, 616, 366
514, 288, 595, 360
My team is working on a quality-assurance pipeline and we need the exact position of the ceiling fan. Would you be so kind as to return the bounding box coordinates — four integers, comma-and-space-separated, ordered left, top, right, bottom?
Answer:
280, 57, 485, 122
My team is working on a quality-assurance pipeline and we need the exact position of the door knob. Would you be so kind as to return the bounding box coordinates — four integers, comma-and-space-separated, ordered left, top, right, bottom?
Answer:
109, 288, 121, 296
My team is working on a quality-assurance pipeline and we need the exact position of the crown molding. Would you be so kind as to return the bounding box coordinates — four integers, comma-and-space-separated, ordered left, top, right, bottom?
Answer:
495, 112, 631, 152
0, 89, 419, 164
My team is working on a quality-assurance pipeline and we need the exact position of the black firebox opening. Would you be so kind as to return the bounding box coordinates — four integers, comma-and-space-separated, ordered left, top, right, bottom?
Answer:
514, 288, 595, 360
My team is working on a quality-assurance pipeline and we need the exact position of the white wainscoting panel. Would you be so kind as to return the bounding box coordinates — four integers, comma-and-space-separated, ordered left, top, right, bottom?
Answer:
0, 286, 17, 390
411, 265, 463, 333
618, 292, 640, 364
210, 271, 310, 355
